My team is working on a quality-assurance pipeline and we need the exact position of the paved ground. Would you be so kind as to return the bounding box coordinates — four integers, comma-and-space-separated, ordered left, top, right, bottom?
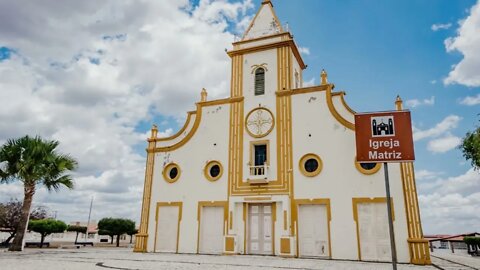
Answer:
0, 248, 428, 270
0, 247, 477, 270
430, 249, 479, 270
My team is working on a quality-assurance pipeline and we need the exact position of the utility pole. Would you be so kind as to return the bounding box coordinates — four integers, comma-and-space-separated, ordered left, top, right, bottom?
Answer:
85, 196, 94, 240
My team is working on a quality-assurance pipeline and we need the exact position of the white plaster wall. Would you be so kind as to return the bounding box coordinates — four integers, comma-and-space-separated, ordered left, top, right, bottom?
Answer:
243, 4, 280, 40
147, 104, 230, 253
291, 91, 410, 263
242, 49, 278, 181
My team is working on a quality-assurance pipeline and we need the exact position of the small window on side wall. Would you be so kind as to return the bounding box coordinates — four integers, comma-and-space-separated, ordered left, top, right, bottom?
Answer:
254, 68, 265, 95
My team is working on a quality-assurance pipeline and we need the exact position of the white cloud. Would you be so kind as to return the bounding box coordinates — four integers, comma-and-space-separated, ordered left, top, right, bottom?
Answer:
444, 1, 480, 87
431, 23, 452, 31
413, 115, 461, 141
405, 96, 435, 108
303, 77, 315, 87
459, 93, 480, 105
415, 169, 444, 181
0, 0, 255, 223
298, 46, 310, 55
418, 168, 480, 234
430, 80, 437, 84
427, 133, 462, 153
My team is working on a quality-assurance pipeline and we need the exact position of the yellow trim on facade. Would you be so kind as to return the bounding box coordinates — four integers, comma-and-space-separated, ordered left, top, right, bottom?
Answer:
204, 160, 223, 182
244, 196, 272, 201
293, 199, 332, 258
133, 136, 156, 252
280, 237, 291, 254
225, 236, 235, 252
338, 92, 356, 114
153, 202, 183, 253
272, 202, 277, 255
354, 157, 382, 175
245, 107, 275, 138
395, 97, 431, 265
196, 201, 228, 254
299, 153, 323, 177
162, 163, 181, 183
152, 97, 244, 152
251, 63, 269, 74
156, 111, 195, 142
275, 85, 329, 96
197, 96, 244, 107
228, 40, 306, 70
235, 32, 291, 46
352, 197, 394, 260
326, 86, 355, 130
249, 140, 270, 167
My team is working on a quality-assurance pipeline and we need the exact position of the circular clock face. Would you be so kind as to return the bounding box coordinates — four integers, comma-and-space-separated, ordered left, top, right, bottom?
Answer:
245, 108, 275, 138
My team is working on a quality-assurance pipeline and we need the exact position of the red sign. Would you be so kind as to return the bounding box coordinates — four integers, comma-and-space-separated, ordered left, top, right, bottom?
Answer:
355, 111, 415, 163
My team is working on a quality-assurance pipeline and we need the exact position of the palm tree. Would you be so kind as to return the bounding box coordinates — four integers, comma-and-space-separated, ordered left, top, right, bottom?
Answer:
0, 135, 77, 251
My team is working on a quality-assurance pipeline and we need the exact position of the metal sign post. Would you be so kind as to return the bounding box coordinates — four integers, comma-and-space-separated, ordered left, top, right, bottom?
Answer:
384, 162, 397, 270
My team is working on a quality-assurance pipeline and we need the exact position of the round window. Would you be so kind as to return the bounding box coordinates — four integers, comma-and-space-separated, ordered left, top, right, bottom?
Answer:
354, 158, 381, 175
304, 158, 319, 173
299, 154, 323, 177
204, 161, 223, 182
163, 163, 181, 183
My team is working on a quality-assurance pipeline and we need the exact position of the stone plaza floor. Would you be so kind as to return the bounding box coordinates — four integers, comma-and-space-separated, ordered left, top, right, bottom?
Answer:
0, 247, 478, 270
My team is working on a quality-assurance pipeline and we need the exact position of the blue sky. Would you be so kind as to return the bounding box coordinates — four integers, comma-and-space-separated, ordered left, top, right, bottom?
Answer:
0, 0, 478, 234
252, 1, 478, 178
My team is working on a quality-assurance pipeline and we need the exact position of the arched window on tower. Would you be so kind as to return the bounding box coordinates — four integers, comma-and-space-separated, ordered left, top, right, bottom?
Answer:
254, 68, 265, 95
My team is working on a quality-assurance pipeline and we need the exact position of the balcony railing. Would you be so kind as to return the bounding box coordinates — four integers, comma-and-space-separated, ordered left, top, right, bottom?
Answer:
248, 163, 269, 184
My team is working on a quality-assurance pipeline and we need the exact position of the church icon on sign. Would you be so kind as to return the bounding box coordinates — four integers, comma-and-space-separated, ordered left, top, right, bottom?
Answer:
371, 116, 395, 137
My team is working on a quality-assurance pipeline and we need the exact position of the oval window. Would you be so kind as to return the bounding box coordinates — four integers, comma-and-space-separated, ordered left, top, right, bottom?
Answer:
204, 161, 223, 182
299, 154, 323, 177
210, 165, 220, 178
163, 163, 181, 183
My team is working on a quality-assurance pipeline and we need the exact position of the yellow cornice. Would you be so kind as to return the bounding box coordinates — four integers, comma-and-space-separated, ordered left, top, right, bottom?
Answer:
276, 84, 355, 131
326, 86, 355, 131
197, 96, 244, 107
155, 111, 196, 142
150, 96, 244, 151
228, 40, 306, 70
233, 32, 291, 46
275, 85, 329, 96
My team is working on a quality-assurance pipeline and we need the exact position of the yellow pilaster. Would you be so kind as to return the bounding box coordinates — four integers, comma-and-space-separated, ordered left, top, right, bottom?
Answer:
396, 96, 431, 264
134, 125, 157, 252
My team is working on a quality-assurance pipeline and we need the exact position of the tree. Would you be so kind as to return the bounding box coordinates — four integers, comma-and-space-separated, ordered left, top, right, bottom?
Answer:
126, 227, 138, 244
28, 219, 67, 248
459, 126, 480, 170
0, 135, 78, 251
98, 229, 115, 244
98, 218, 135, 247
67, 225, 87, 243
0, 199, 50, 246
29, 206, 49, 221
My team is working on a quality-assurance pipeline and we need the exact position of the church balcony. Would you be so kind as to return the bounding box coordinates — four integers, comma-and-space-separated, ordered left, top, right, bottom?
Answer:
247, 163, 270, 184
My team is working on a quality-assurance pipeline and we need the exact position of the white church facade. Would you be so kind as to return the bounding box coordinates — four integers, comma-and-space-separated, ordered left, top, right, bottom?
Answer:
134, 0, 431, 265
